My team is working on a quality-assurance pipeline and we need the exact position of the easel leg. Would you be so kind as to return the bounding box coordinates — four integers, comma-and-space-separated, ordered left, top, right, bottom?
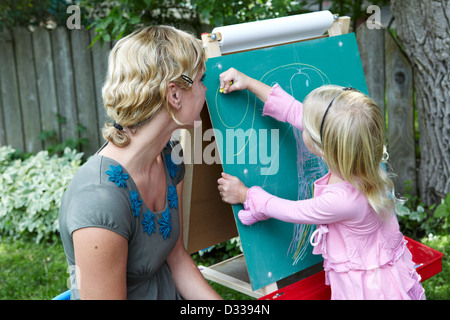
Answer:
262, 282, 278, 296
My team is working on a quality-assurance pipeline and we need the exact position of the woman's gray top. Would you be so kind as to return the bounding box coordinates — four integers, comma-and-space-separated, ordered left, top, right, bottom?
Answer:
59, 141, 185, 300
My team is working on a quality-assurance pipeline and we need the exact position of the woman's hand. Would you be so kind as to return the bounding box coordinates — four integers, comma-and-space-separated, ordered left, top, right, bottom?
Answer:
217, 172, 248, 204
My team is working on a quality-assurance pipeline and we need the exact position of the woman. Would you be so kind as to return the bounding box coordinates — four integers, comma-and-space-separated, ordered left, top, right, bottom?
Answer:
59, 26, 221, 300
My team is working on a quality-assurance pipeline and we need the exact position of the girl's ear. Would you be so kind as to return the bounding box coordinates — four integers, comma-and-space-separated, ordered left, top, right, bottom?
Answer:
167, 82, 182, 110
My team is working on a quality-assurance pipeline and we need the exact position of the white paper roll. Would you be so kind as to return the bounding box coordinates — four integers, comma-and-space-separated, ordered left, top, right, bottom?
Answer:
212, 10, 334, 54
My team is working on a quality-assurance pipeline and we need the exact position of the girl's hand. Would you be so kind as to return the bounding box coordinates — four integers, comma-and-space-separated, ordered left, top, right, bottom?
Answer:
219, 68, 272, 103
217, 172, 248, 204
219, 68, 251, 94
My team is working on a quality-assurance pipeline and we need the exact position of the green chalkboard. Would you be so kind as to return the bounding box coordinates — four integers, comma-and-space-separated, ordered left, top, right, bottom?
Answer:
203, 33, 368, 290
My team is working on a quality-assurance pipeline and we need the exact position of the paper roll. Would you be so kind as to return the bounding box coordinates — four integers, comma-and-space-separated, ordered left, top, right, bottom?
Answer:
212, 10, 334, 54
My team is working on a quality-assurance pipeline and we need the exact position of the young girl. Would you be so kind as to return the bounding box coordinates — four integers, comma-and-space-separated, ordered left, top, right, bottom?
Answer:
217, 68, 425, 300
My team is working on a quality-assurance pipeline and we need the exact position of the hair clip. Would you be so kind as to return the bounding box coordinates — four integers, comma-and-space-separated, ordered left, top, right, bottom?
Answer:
181, 74, 193, 85
113, 122, 124, 131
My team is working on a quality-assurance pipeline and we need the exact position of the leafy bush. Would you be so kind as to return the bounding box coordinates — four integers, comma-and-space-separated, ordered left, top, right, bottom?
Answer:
396, 182, 449, 239
421, 233, 450, 300
192, 237, 243, 267
434, 193, 450, 222
0, 145, 83, 243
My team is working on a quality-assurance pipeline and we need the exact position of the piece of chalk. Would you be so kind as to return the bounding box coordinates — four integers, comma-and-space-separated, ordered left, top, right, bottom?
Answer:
219, 81, 233, 93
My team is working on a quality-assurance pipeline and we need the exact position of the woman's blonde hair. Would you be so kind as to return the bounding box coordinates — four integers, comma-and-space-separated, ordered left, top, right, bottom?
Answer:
101, 25, 206, 147
302, 85, 395, 220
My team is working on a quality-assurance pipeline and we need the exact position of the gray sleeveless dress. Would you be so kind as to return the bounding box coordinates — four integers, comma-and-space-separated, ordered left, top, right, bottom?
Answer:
59, 141, 184, 299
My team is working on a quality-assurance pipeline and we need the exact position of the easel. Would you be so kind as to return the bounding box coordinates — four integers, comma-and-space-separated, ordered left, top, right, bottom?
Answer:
180, 13, 351, 299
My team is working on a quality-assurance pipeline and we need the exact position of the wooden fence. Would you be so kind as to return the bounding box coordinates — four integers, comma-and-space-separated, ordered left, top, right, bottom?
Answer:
0, 26, 113, 157
0, 24, 417, 196
357, 24, 417, 197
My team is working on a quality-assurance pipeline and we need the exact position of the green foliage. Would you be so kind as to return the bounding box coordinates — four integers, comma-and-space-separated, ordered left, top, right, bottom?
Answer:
421, 234, 450, 300
192, 0, 306, 28
434, 193, 450, 219
83, 0, 391, 45
0, 0, 90, 31
396, 181, 449, 239
83, 0, 309, 44
192, 237, 243, 267
1, 0, 391, 45
0, 145, 83, 243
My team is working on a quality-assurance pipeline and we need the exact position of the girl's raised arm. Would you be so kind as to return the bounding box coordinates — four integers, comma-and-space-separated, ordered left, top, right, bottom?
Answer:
219, 68, 272, 103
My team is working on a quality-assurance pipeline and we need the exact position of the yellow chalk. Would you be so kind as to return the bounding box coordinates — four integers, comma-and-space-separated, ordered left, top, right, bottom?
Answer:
219, 81, 233, 93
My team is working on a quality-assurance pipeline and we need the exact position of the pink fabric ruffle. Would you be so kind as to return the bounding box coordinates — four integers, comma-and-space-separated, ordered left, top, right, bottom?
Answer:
262, 83, 304, 130
324, 239, 425, 300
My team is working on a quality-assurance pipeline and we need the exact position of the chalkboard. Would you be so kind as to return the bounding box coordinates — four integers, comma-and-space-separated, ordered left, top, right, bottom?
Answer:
203, 33, 368, 290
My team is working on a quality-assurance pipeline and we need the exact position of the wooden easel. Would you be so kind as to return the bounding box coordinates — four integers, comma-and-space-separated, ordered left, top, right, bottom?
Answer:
180, 14, 350, 299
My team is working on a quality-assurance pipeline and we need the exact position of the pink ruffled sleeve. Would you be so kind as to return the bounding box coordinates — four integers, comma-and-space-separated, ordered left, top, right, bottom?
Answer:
239, 185, 360, 226
263, 83, 304, 131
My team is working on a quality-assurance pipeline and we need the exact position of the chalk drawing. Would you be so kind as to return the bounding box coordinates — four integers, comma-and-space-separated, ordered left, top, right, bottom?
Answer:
260, 63, 329, 265
213, 62, 330, 265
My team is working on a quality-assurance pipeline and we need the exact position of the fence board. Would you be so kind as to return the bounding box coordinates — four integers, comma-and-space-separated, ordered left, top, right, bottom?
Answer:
0, 29, 24, 150
70, 28, 100, 155
13, 27, 42, 153
385, 30, 417, 196
33, 27, 59, 150
356, 23, 386, 117
0, 80, 4, 146
89, 29, 111, 141
51, 27, 78, 144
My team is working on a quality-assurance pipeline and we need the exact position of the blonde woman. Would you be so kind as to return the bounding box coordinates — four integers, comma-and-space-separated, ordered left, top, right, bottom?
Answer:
59, 26, 221, 300
217, 68, 425, 300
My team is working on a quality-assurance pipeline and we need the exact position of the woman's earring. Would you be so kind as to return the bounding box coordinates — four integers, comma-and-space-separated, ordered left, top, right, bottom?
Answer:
178, 105, 182, 109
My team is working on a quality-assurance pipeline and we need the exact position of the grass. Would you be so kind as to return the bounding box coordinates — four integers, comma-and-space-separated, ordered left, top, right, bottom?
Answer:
420, 234, 450, 300
0, 239, 67, 300
0, 236, 447, 300
0, 238, 253, 300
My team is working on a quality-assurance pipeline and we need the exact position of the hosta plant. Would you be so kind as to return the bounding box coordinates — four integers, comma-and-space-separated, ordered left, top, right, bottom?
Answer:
0, 146, 83, 243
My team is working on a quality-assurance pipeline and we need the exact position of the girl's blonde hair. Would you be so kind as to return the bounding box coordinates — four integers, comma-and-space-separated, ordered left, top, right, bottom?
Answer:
302, 85, 395, 220
101, 25, 206, 147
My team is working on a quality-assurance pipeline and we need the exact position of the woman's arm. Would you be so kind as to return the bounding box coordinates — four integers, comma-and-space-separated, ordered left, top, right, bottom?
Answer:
73, 227, 128, 299
167, 180, 222, 300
